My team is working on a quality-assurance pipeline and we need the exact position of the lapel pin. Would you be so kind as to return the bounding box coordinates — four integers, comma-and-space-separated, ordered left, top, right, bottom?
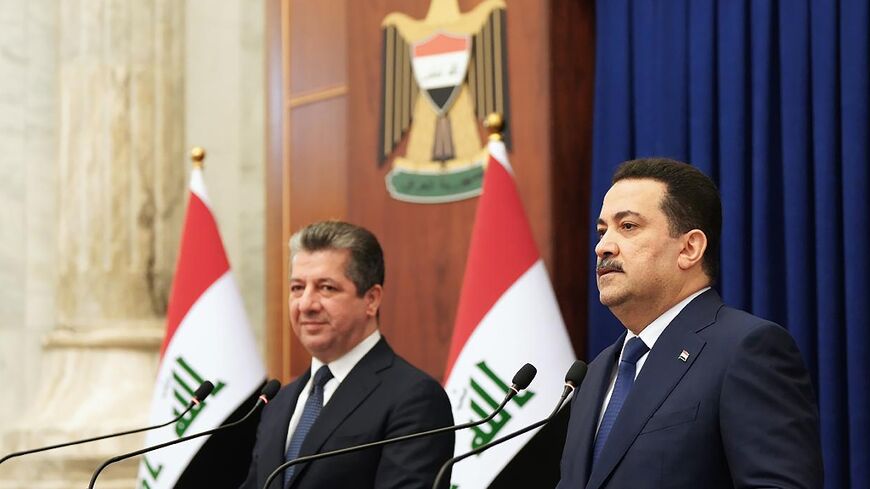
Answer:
678, 350, 690, 362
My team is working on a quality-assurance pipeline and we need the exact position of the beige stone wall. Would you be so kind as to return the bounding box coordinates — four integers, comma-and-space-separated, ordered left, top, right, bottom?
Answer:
0, 0, 265, 485
186, 0, 265, 349
0, 0, 60, 438
55, 0, 186, 330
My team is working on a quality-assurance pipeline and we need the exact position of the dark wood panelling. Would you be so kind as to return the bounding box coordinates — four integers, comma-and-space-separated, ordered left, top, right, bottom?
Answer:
284, 0, 350, 378
500, 1, 554, 264
289, 100, 348, 225
289, 0, 348, 94
549, 0, 596, 359
264, 0, 286, 379
266, 0, 596, 381
346, 0, 476, 381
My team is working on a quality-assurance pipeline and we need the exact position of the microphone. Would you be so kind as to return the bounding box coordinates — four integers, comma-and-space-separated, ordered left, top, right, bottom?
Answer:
431, 361, 588, 489
87, 379, 280, 489
0, 381, 215, 466
261, 363, 538, 489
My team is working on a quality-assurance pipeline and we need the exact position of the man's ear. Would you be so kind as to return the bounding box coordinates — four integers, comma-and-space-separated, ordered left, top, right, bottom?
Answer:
678, 229, 708, 271
364, 284, 383, 317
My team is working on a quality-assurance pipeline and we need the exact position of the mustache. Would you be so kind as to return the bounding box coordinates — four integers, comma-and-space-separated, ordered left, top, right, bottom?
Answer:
596, 258, 624, 272
299, 312, 328, 321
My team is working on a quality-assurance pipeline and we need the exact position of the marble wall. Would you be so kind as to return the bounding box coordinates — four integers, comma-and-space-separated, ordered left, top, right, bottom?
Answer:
186, 0, 265, 346
0, 0, 265, 481
0, 0, 60, 438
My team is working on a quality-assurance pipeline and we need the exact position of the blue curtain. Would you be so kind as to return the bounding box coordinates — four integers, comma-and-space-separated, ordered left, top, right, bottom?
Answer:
588, 1, 868, 487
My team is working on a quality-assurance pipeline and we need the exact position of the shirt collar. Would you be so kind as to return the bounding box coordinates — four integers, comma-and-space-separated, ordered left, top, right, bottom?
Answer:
624, 287, 710, 351
310, 329, 382, 383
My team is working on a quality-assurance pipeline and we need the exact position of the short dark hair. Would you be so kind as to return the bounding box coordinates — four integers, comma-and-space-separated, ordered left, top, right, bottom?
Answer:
612, 158, 721, 282
289, 220, 385, 296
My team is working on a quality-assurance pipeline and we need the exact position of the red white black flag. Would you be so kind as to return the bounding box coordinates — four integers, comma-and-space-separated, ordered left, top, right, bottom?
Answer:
136, 166, 265, 488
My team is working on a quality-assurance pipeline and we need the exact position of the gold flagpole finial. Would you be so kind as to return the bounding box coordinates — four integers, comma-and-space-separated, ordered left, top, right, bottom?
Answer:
484, 113, 504, 141
190, 147, 206, 168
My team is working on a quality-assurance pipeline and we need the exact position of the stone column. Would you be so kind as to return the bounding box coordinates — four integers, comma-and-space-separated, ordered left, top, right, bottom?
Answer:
0, 1, 185, 487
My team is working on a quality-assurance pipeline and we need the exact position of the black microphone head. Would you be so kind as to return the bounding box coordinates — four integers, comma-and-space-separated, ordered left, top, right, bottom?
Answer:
565, 360, 588, 387
261, 379, 281, 401
193, 381, 215, 402
511, 363, 537, 390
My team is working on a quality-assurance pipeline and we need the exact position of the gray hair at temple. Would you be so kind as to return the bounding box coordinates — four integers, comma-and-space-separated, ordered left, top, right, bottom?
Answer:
289, 220, 385, 297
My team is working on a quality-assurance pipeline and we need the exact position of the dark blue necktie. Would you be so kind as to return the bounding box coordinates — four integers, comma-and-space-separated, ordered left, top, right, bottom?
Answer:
284, 365, 333, 487
592, 337, 649, 467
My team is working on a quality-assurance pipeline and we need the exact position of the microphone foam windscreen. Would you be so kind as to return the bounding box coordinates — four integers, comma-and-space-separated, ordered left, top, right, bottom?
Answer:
565, 361, 588, 386
261, 379, 281, 400
512, 363, 537, 390
194, 381, 215, 401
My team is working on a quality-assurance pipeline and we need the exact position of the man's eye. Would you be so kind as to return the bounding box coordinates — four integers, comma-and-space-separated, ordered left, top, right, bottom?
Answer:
621, 222, 637, 231
320, 285, 336, 292
597, 228, 606, 238
290, 285, 303, 293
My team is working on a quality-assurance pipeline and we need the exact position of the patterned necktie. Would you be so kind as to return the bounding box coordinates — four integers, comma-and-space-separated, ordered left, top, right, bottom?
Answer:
592, 337, 649, 467
283, 365, 334, 487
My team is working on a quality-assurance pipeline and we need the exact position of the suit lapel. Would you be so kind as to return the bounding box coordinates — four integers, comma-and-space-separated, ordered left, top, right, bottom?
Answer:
258, 373, 308, 487
289, 339, 393, 485
586, 291, 721, 489
568, 335, 623, 485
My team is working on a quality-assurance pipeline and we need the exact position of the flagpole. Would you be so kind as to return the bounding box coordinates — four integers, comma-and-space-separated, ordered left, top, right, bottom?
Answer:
136, 144, 268, 488
443, 109, 577, 488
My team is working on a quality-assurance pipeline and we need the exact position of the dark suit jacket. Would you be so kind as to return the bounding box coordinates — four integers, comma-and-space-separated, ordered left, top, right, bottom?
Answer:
557, 290, 823, 489
239, 337, 454, 489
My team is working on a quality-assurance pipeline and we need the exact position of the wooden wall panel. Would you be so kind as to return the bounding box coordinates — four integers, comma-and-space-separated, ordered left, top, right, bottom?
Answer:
266, 0, 350, 381
264, 0, 285, 379
289, 100, 348, 225
285, 0, 349, 377
500, 1, 554, 262
267, 0, 595, 382
288, 1, 347, 93
549, 0, 596, 358
346, 0, 475, 381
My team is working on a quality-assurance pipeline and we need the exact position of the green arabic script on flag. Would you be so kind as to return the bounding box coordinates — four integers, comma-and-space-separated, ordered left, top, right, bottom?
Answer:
172, 356, 226, 437
467, 360, 534, 450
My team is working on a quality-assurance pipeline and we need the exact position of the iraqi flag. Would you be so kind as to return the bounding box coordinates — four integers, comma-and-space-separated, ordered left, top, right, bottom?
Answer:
136, 163, 265, 488
444, 138, 576, 488
411, 31, 471, 114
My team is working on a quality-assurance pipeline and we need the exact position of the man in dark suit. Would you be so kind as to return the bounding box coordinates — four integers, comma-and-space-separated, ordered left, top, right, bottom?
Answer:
557, 159, 823, 488
240, 221, 453, 489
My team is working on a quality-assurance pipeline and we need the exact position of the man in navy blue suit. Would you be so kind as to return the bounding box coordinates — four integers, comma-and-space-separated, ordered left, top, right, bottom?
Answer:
557, 159, 823, 488
239, 221, 453, 489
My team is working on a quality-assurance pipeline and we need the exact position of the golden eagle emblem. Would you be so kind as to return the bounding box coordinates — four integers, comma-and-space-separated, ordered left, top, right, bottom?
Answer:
380, 0, 509, 203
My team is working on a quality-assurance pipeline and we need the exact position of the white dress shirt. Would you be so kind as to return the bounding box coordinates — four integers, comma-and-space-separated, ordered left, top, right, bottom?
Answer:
284, 330, 382, 452
595, 287, 710, 432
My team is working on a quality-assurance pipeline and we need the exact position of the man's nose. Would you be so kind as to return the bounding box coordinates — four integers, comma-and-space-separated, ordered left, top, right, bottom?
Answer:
298, 287, 321, 311
595, 231, 618, 258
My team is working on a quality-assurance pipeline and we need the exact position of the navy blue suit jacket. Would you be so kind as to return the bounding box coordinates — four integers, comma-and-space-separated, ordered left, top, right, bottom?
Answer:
557, 290, 823, 489
239, 338, 454, 489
